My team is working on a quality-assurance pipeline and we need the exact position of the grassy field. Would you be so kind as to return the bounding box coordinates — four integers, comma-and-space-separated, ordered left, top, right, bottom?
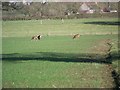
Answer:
2, 18, 119, 88
2, 18, 118, 37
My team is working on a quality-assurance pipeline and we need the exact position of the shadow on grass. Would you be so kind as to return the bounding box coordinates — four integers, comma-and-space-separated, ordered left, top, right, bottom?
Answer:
1, 52, 119, 64
84, 21, 120, 26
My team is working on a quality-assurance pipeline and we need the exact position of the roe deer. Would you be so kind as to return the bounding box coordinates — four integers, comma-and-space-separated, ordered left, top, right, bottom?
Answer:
73, 34, 80, 39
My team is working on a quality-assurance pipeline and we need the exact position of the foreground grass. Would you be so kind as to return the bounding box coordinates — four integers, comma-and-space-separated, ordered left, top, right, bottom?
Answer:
3, 60, 114, 88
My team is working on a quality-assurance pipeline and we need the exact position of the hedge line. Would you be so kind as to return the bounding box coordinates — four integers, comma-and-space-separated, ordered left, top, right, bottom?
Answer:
2, 12, 118, 21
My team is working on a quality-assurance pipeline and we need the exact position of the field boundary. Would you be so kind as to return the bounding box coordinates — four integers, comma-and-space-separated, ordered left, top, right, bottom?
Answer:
2, 33, 118, 37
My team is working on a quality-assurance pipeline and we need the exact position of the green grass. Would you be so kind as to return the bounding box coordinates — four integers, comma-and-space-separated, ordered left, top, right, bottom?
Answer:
3, 35, 115, 54
2, 18, 119, 88
2, 18, 118, 37
2, 60, 114, 88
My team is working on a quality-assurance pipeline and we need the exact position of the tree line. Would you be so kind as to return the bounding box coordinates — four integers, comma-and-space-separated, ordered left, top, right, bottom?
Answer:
2, 2, 118, 20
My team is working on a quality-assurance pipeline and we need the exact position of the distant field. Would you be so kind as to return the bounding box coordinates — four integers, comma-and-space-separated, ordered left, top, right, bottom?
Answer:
2, 18, 119, 88
2, 18, 118, 37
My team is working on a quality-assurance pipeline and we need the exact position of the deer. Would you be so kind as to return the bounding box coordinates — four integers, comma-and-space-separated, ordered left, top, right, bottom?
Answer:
73, 34, 80, 39
31, 34, 42, 40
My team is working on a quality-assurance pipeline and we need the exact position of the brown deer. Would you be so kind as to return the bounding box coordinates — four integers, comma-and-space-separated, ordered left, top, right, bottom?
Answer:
31, 35, 42, 40
73, 34, 80, 39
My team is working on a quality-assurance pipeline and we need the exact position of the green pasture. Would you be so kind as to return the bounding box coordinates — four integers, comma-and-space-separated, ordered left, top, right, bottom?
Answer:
2, 18, 118, 37
2, 18, 119, 88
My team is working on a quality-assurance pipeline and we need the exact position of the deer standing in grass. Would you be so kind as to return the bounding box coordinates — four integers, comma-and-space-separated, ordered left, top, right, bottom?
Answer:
31, 35, 42, 40
73, 34, 80, 39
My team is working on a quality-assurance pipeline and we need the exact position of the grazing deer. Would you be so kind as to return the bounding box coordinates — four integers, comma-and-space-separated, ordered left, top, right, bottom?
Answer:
31, 35, 42, 40
73, 34, 80, 39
